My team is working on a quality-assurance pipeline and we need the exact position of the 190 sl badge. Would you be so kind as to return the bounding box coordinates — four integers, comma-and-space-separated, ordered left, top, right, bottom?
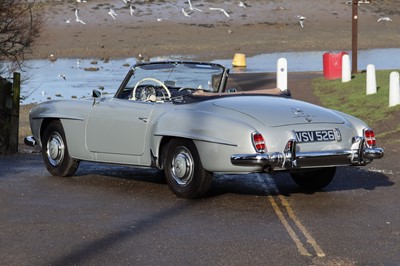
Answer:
291, 108, 314, 122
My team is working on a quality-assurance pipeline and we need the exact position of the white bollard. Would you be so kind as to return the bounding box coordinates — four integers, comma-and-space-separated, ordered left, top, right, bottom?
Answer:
389, 71, 400, 107
366, 64, 377, 95
342, 54, 351, 82
277, 58, 287, 91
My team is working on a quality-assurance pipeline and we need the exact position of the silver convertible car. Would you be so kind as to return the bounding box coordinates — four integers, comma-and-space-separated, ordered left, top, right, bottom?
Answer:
25, 61, 384, 198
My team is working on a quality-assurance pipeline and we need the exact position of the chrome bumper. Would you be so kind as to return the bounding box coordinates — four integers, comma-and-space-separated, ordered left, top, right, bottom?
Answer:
24, 135, 36, 147
231, 139, 384, 170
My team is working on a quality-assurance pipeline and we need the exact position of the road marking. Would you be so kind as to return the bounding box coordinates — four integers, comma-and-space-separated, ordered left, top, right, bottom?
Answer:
257, 173, 326, 258
267, 194, 312, 257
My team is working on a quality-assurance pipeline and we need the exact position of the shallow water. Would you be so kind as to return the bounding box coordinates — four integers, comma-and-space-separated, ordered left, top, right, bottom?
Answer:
214, 48, 400, 73
16, 48, 400, 104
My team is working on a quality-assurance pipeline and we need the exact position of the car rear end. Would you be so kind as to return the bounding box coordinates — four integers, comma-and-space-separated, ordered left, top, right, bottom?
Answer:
230, 115, 384, 172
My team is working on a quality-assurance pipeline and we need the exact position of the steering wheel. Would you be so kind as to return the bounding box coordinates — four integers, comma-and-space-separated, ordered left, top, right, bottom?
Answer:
131, 78, 171, 101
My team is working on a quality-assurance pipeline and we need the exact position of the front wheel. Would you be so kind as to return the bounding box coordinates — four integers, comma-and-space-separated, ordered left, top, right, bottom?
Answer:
290, 167, 336, 191
41, 120, 80, 177
163, 139, 213, 198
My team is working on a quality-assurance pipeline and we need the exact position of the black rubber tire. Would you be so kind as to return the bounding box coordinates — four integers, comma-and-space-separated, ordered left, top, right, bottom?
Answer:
41, 120, 80, 177
163, 139, 213, 198
290, 167, 336, 191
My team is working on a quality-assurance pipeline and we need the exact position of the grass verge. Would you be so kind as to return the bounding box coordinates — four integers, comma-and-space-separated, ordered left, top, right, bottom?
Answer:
312, 70, 400, 138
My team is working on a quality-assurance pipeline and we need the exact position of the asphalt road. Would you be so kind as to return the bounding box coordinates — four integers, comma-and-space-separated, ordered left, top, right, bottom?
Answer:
2, 72, 398, 265
0, 152, 398, 266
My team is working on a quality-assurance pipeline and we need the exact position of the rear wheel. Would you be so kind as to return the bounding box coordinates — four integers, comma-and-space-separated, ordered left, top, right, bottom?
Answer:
163, 139, 213, 198
41, 120, 80, 176
290, 167, 336, 191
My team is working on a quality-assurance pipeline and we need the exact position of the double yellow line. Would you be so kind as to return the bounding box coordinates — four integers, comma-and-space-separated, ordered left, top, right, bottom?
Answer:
257, 174, 326, 258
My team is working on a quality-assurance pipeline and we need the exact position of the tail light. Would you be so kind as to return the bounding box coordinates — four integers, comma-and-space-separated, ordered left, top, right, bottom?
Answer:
252, 132, 266, 153
364, 128, 376, 147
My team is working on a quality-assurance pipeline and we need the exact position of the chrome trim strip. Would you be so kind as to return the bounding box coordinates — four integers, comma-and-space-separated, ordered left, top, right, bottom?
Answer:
231, 150, 357, 167
363, 147, 384, 160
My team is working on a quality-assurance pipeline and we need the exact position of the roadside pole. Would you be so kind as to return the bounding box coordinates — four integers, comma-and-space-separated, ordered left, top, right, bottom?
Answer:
9, 72, 20, 153
352, 0, 358, 74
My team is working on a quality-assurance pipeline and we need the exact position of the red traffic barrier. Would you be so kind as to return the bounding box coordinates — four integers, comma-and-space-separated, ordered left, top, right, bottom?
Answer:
323, 52, 348, 80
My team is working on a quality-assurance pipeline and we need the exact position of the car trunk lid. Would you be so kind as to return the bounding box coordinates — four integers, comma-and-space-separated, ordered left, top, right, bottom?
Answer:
211, 96, 345, 127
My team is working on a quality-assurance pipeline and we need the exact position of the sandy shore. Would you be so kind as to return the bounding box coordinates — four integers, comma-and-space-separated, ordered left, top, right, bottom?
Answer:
30, 0, 400, 61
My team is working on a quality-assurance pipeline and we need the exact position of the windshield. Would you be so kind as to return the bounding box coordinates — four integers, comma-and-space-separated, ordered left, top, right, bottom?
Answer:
127, 62, 225, 92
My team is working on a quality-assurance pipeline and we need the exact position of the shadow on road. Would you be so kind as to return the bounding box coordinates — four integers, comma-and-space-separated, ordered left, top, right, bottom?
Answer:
48, 200, 193, 266
1, 154, 393, 198
68, 160, 395, 198
210, 167, 394, 198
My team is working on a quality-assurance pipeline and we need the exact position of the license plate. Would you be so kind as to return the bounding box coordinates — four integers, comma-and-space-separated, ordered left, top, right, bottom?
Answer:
295, 129, 336, 143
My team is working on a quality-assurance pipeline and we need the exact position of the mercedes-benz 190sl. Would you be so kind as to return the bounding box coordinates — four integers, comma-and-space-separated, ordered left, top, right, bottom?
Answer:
25, 61, 384, 198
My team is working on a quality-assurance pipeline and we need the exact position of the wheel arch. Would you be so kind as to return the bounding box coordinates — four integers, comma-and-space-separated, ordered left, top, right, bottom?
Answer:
154, 135, 237, 173
39, 118, 61, 147
155, 136, 205, 166
154, 136, 174, 169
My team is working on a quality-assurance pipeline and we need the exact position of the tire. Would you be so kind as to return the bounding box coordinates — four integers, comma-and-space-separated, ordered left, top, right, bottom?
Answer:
290, 167, 336, 191
41, 120, 80, 177
163, 139, 213, 198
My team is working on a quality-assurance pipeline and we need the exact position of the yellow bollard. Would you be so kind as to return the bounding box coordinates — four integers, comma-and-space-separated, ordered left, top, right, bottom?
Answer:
232, 53, 247, 67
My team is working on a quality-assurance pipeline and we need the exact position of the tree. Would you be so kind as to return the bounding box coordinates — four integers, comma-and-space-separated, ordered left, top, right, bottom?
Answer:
0, 0, 43, 75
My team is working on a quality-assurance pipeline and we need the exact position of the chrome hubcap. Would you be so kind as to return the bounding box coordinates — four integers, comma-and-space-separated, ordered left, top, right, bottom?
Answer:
171, 147, 194, 187
46, 132, 65, 166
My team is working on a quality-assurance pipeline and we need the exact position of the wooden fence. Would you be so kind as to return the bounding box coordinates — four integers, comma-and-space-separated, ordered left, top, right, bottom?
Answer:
0, 72, 20, 153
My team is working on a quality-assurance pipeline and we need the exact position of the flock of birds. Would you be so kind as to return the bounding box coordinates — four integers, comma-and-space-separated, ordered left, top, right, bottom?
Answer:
69, 0, 395, 30
72, 0, 249, 25
71, 0, 308, 27
49, 0, 395, 83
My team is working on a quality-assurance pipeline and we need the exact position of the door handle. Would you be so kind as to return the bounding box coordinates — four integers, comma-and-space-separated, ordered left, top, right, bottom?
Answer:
139, 117, 148, 123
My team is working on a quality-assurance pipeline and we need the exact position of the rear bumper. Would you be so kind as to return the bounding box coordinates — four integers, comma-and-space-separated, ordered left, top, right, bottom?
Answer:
231, 139, 384, 170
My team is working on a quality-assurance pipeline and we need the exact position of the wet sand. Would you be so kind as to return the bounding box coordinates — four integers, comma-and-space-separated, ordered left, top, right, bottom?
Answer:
30, 0, 400, 61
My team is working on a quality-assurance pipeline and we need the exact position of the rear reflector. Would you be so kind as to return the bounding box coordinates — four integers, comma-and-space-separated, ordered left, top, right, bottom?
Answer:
364, 129, 376, 147
252, 132, 266, 153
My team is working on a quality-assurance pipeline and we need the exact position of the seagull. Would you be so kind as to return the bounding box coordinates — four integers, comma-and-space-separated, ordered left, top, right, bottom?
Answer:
377, 16, 392, 22
273, 6, 286, 11
182, 7, 193, 17
188, 0, 202, 12
295, 15, 306, 28
346, 0, 371, 5
48, 54, 57, 62
239, 1, 247, 8
58, 74, 66, 80
129, 5, 135, 16
108, 8, 117, 20
65, 18, 71, 24
74, 9, 86, 24
209, 7, 230, 18
138, 53, 150, 62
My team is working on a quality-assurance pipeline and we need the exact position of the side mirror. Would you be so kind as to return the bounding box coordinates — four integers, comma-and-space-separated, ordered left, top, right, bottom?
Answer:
92, 89, 102, 98
92, 89, 102, 106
